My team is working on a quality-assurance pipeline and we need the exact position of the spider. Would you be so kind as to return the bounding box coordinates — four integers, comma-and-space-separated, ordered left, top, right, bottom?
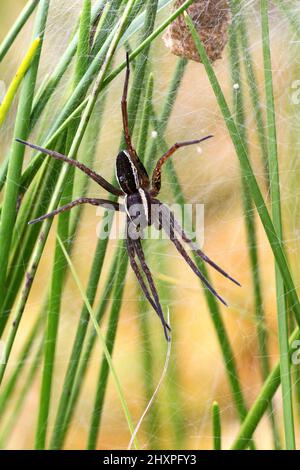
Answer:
16, 54, 240, 341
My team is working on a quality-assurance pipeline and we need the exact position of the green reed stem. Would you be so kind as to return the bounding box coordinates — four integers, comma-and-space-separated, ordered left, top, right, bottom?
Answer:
0, 0, 49, 316
48, 100, 108, 450
261, 0, 295, 449
30, 0, 106, 127
212, 402, 221, 450
0, 37, 41, 127
0, 0, 40, 62
0, 155, 61, 335
185, 12, 300, 332
36, 1, 96, 449
56, 252, 120, 448
57, 235, 138, 449
147, 57, 252, 435
0, 338, 43, 449
0, 312, 43, 417
152, 113, 254, 444
228, 1, 280, 449
231, 326, 300, 449
184, 7, 300, 452
235, 5, 269, 185
86, 244, 129, 449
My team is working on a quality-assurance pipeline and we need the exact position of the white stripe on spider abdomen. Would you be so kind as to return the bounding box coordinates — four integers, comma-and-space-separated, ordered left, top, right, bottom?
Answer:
125, 189, 152, 228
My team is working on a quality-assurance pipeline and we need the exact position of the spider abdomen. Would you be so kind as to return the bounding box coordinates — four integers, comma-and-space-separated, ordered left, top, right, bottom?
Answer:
125, 189, 152, 231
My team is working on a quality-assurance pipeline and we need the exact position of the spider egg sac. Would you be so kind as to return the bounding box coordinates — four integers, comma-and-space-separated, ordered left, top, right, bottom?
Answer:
163, 0, 231, 63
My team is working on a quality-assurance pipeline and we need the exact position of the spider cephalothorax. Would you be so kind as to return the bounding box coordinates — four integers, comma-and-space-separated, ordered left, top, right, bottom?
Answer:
16, 53, 240, 341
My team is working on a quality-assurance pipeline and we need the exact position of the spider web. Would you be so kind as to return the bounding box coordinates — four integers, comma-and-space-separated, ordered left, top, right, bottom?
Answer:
1, 0, 300, 451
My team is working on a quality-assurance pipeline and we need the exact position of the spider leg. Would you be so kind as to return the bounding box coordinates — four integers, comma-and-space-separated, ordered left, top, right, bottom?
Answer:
28, 198, 123, 225
16, 138, 123, 197
127, 233, 170, 341
158, 201, 241, 287
150, 135, 213, 197
126, 237, 168, 327
157, 206, 228, 307
121, 53, 136, 159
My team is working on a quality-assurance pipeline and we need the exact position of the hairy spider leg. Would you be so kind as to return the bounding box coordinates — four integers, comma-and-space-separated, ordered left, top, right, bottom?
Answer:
126, 236, 171, 341
119, 54, 150, 188
16, 138, 123, 196
134, 238, 171, 341
121, 52, 134, 157
157, 201, 241, 287
126, 226, 171, 340
151, 135, 213, 196
28, 198, 122, 225
157, 205, 228, 307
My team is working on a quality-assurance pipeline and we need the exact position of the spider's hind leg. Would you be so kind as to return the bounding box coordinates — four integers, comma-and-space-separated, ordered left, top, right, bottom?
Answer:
158, 201, 241, 287
126, 234, 170, 341
133, 238, 171, 340
155, 202, 228, 307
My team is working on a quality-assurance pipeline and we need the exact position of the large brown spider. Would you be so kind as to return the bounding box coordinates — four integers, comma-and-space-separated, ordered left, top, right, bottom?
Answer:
16, 54, 240, 341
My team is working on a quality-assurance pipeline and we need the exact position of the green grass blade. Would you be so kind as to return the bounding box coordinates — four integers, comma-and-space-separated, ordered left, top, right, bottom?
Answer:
236, 8, 269, 185
49, 233, 112, 449
56, 234, 138, 449
228, 0, 280, 449
0, 37, 40, 126
148, 59, 252, 430
30, 0, 106, 127
231, 326, 300, 449
0, 0, 40, 62
56, 252, 120, 448
0, 157, 60, 335
212, 402, 221, 450
261, 0, 295, 449
34, 140, 73, 450
0, 338, 43, 449
86, 244, 129, 449
35, 1, 93, 448
48, 97, 108, 450
0, 0, 50, 316
184, 11, 300, 333
0, 312, 43, 416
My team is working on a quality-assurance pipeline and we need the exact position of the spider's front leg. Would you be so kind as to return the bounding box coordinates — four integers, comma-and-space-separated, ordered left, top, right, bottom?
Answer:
121, 53, 135, 158
16, 138, 123, 197
150, 135, 213, 197
28, 198, 123, 225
